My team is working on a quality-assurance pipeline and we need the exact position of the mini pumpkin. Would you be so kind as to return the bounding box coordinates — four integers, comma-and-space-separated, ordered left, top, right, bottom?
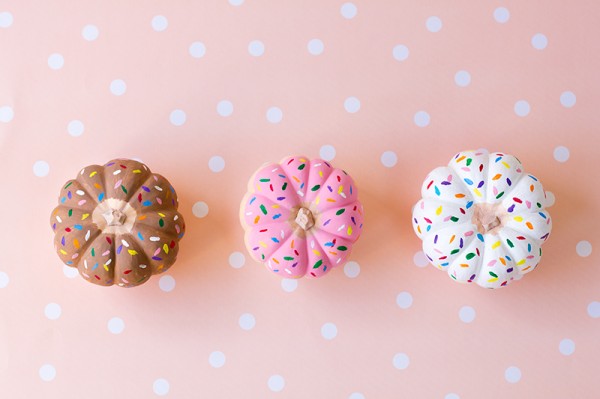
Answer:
240, 155, 364, 278
412, 150, 552, 288
50, 159, 185, 287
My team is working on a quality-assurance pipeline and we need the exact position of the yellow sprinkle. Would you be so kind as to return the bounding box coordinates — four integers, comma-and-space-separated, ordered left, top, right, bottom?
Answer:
158, 212, 166, 217
319, 171, 323, 177
488, 277, 498, 283
59, 249, 67, 255
492, 241, 501, 249
312, 249, 321, 256
133, 169, 141, 174
502, 161, 510, 169
473, 188, 482, 197
338, 185, 344, 194
315, 196, 320, 205
128, 249, 138, 256
104, 264, 109, 271
259, 241, 267, 248
89, 171, 97, 177
436, 206, 442, 216
256, 184, 262, 192
73, 239, 80, 249
517, 259, 526, 266
163, 244, 169, 254
81, 213, 90, 220
347, 226, 353, 235
513, 216, 523, 222
272, 204, 280, 209
300, 158, 307, 162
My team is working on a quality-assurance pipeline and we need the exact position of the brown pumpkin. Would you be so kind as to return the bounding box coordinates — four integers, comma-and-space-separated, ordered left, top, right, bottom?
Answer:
50, 159, 185, 287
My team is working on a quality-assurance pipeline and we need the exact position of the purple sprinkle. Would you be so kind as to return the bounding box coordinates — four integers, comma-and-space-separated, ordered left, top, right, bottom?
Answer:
508, 204, 515, 213
292, 262, 298, 267
67, 191, 72, 199
506, 177, 512, 186
441, 181, 451, 185
434, 235, 438, 244
61, 236, 65, 246
507, 268, 514, 273
459, 238, 464, 248
152, 256, 162, 261
477, 181, 485, 188
323, 219, 332, 226
327, 185, 333, 192
117, 245, 123, 255
142, 186, 150, 192
276, 196, 285, 201
351, 216, 356, 225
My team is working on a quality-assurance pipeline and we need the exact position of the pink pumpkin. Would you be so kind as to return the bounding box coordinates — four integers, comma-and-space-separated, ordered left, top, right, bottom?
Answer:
240, 155, 364, 278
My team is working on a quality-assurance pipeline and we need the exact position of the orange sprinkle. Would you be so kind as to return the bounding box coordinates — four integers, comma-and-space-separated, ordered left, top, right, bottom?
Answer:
455, 193, 466, 198
456, 155, 466, 163
526, 222, 534, 230
254, 216, 260, 224
492, 174, 502, 180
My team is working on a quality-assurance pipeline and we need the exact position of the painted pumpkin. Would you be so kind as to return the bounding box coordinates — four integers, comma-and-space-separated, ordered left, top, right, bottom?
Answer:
240, 155, 364, 278
412, 150, 552, 288
50, 159, 185, 287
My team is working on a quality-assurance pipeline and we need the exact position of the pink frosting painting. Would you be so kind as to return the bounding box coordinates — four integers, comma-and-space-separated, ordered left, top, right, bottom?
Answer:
412, 150, 553, 288
240, 155, 364, 278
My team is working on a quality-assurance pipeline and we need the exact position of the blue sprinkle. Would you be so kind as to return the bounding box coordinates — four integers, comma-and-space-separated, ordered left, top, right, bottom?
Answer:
273, 214, 282, 220
539, 212, 546, 219
66, 261, 73, 265
506, 255, 512, 261
249, 196, 256, 205
529, 175, 538, 181
466, 201, 473, 209
137, 232, 144, 241
98, 192, 105, 202
495, 156, 502, 163
477, 233, 484, 242
350, 186, 353, 195
441, 262, 449, 267
426, 225, 431, 232
271, 237, 280, 243
278, 174, 286, 178
434, 186, 441, 196
61, 197, 66, 203
464, 178, 474, 186
92, 263, 99, 271
142, 200, 152, 206
73, 224, 83, 230
324, 242, 334, 247
300, 182, 305, 189
528, 243, 532, 252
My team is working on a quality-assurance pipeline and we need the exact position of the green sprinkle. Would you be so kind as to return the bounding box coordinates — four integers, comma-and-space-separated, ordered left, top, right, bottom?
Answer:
337, 246, 348, 251
496, 191, 504, 199
489, 271, 498, 278
298, 164, 306, 170
537, 202, 542, 208
313, 259, 323, 269
261, 254, 265, 260
466, 158, 472, 166
64, 182, 73, 189
282, 182, 288, 191
91, 248, 95, 257
68, 209, 73, 217
466, 253, 475, 260
451, 274, 457, 280
121, 185, 128, 194
506, 239, 514, 248
260, 204, 267, 215
311, 184, 320, 191
450, 216, 459, 222
336, 208, 345, 216
450, 249, 460, 255
159, 218, 164, 227
260, 178, 270, 182
284, 256, 294, 261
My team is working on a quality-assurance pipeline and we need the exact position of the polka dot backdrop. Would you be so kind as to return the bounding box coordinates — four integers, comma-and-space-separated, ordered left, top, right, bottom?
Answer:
0, 1, 599, 398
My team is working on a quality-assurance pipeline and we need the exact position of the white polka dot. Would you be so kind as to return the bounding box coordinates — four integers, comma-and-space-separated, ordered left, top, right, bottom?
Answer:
39, 364, 56, 382
62, 265, 78, 279
248, 40, 265, 56
0, 105, 14, 122
380, 151, 397, 168
413, 251, 429, 267
392, 44, 409, 61
33, 160, 50, 177
553, 146, 570, 163
169, 109, 186, 126
209, 351, 226, 368
44, 303, 61, 320
531, 33, 548, 50
192, 201, 209, 218
229, 0, 244, 5
321, 322, 338, 340
307, 39, 324, 55
189, 41, 206, 58
110, 79, 127, 96
349, 394, 365, 399
47, 53, 64, 70
81, 24, 99, 41
0, 271, 9, 288
344, 97, 361, 113
67, 120, 84, 137
158, 275, 176, 292
107, 317, 125, 334
576, 241, 592, 257
393, 353, 410, 370
587, 301, 600, 318
505, 366, 521, 383
545, 191, 555, 207
217, 100, 234, 117
493, 7, 510, 23
151, 15, 168, 32
281, 278, 298, 293
344, 261, 360, 278
153, 378, 170, 396
268, 375, 285, 392
454, 70, 471, 87
445, 394, 460, 399
340, 2, 357, 19
560, 91, 576, 108
239, 313, 256, 331
514, 100, 530, 117
208, 155, 225, 172
426, 16, 442, 32
459, 306, 476, 323
0, 11, 13, 28
559, 338, 575, 356
396, 292, 413, 309
319, 145, 336, 161
414, 111, 430, 127
266, 107, 283, 123
229, 252, 245, 269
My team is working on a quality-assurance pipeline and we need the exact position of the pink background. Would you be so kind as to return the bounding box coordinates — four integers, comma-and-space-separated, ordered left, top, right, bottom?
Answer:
1, 1, 599, 398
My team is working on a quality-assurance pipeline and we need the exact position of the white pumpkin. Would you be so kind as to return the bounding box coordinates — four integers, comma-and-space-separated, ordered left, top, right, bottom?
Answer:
412, 150, 552, 288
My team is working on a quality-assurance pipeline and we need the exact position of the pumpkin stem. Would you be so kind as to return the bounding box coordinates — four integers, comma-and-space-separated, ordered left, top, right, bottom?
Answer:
102, 209, 127, 226
295, 207, 315, 231
472, 203, 506, 235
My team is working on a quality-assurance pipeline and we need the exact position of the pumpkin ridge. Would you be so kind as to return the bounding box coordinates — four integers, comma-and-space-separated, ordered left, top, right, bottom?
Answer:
303, 159, 335, 203
304, 235, 332, 277
310, 167, 358, 212
308, 230, 351, 274
448, 156, 486, 202
75, 165, 105, 206
499, 222, 548, 244
272, 160, 302, 206
112, 233, 155, 286
485, 153, 526, 203
266, 231, 304, 275
130, 173, 180, 211
315, 200, 364, 241
246, 191, 295, 212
